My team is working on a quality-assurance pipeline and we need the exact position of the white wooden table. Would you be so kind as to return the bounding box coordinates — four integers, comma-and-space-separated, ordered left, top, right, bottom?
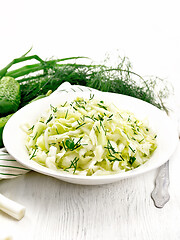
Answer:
1, 0, 180, 239
0, 141, 180, 240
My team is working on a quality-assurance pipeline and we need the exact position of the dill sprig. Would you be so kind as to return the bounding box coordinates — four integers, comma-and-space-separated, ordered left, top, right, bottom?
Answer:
28, 125, 34, 131
64, 157, 79, 174
30, 145, 38, 160
128, 145, 136, 153
65, 109, 68, 119
97, 103, 108, 110
76, 122, 86, 129
104, 140, 124, 162
50, 104, 57, 113
46, 114, 53, 124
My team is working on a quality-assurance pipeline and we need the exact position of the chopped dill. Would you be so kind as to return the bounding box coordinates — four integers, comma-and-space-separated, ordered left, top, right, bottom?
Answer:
105, 140, 116, 154
73, 137, 83, 150
65, 109, 68, 119
80, 115, 85, 122
84, 115, 95, 122
62, 140, 67, 151
119, 113, 123, 119
30, 145, 38, 160
107, 154, 124, 162
128, 145, 135, 153
28, 125, 34, 131
50, 104, 57, 113
77, 120, 81, 125
97, 103, 108, 110
73, 106, 77, 111
76, 122, 86, 129
32, 132, 38, 140
139, 138, 144, 143
100, 121, 106, 135
89, 94, 94, 100
96, 126, 100, 133
123, 130, 130, 139
105, 141, 125, 162
55, 128, 59, 134
61, 101, 67, 107
46, 114, 53, 124
91, 114, 95, 121
64, 157, 79, 174
49, 142, 56, 146
98, 114, 104, 121
131, 137, 136, 141
75, 101, 86, 110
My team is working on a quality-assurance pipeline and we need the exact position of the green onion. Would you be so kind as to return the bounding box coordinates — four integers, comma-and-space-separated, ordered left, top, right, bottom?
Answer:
0, 193, 26, 220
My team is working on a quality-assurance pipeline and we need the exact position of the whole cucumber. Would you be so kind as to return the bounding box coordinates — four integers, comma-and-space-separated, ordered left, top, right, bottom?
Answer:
0, 114, 13, 147
0, 76, 21, 116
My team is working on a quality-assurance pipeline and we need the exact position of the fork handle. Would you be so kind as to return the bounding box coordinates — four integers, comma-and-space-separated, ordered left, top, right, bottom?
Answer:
151, 161, 170, 208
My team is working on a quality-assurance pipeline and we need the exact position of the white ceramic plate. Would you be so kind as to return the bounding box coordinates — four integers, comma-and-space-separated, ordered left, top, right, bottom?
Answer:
3, 91, 179, 185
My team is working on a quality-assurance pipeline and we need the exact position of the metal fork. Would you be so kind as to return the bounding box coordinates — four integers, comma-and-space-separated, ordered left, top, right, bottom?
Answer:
151, 110, 180, 208
151, 161, 170, 208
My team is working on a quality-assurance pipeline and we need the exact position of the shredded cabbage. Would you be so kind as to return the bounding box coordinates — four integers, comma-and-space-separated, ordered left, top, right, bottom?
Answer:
24, 96, 157, 176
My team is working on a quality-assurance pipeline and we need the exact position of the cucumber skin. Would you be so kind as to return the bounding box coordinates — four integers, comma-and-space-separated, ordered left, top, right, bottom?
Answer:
0, 114, 13, 147
0, 76, 21, 116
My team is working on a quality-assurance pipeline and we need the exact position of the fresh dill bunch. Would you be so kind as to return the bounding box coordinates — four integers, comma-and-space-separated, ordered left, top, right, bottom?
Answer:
85, 56, 172, 111
0, 50, 172, 112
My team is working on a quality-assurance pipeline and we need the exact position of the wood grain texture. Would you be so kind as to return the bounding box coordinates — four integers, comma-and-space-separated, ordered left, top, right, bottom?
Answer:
0, 143, 180, 240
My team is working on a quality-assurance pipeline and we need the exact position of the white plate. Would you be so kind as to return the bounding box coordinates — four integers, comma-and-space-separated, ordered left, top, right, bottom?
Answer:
3, 91, 179, 185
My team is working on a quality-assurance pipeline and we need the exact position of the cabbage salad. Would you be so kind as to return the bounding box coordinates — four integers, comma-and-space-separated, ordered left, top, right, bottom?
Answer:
23, 95, 157, 176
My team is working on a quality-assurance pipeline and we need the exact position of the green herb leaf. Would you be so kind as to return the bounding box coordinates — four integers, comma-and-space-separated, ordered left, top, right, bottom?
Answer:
65, 138, 75, 150
46, 114, 53, 124
129, 156, 136, 165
